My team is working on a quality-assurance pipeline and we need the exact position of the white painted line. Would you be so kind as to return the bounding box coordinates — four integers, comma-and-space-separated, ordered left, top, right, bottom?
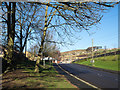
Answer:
57, 64, 101, 89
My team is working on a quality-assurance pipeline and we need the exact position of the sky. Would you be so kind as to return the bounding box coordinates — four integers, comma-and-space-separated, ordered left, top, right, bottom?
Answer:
60, 3, 118, 52
26, 3, 119, 53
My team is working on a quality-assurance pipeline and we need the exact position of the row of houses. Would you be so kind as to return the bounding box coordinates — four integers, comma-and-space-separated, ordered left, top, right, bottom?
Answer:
60, 47, 119, 63
60, 49, 87, 63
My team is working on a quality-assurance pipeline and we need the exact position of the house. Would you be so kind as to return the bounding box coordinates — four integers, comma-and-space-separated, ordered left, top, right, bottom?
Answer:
60, 49, 86, 63
76, 54, 88, 60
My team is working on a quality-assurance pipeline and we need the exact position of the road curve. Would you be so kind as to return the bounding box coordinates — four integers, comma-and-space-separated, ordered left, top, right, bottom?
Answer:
56, 63, 119, 88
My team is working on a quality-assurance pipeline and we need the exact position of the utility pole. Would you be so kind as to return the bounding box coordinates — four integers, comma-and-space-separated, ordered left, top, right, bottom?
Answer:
71, 55, 72, 63
92, 39, 94, 60
69, 53, 71, 63
104, 46, 106, 60
91, 39, 94, 66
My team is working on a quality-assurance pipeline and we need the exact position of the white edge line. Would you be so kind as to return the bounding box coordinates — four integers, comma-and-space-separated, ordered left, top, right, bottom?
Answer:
57, 64, 101, 90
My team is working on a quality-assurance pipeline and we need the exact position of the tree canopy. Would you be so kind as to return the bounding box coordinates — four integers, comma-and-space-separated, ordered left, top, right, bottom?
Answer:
0, 1, 118, 72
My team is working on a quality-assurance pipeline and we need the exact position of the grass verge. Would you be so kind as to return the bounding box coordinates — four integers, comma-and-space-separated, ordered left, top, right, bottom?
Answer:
2, 60, 76, 89
74, 54, 120, 71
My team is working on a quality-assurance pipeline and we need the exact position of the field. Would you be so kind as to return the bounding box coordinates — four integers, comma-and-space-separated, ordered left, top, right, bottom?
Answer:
74, 54, 120, 71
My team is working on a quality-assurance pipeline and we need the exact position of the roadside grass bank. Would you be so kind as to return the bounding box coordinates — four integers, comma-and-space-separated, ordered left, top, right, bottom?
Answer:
74, 54, 120, 71
2, 60, 76, 89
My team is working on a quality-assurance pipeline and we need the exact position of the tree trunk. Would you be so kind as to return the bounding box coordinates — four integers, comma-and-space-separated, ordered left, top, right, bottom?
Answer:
35, 5, 48, 73
21, 32, 28, 53
20, 17, 22, 53
6, 2, 12, 70
11, 2, 16, 45
7, 2, 11, 44
6, 2, 16, 70
20, 25, 22, 53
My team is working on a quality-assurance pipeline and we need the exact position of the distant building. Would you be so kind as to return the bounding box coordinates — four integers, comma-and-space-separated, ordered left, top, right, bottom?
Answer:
76, 54, 88, 60
60, 46, 103, 63
86, 46, 102, 52
52, 59, 60, 64
60, 49, 87, 63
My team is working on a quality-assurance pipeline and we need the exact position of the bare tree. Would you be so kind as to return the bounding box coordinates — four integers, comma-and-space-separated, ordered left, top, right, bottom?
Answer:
34, 2, 118, 73
15, 2, 44, 53
43, 31, 60, 57
1, 2, 44, 71
1, 2, 118, 72
1, 2, 16, 70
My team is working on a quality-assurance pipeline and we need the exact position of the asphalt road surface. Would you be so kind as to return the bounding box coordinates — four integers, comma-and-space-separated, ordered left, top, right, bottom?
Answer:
53, 63, 119, 89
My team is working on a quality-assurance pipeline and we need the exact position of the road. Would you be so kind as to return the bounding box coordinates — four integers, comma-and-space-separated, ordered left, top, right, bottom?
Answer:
54, 63, 119, 89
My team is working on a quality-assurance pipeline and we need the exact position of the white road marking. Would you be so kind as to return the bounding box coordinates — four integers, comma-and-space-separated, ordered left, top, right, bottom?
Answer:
57, 64, 101, 89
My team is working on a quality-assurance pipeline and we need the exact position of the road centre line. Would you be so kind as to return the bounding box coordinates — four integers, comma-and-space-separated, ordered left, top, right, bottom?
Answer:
57, 64, 101, 89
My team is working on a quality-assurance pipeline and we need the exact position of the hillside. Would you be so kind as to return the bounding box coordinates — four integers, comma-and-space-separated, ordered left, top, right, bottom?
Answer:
74, 54, 120, 71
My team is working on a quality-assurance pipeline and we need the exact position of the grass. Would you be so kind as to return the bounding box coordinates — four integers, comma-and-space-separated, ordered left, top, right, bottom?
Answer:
2, 59, 76, 89
17, 64, 76, 88
74, 54, 120, 71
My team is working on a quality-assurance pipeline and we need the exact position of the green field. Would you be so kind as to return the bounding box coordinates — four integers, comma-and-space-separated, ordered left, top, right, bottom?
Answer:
74, 54, 120, 71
